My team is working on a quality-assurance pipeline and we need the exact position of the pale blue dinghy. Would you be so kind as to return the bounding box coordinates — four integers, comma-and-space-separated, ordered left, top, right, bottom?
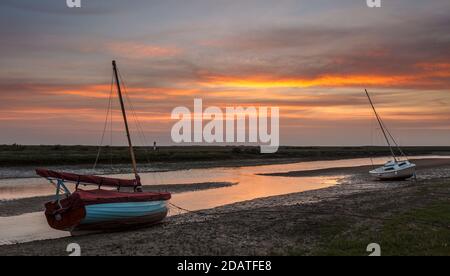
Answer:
37, 169, 171, 235
82, 201, 169, 224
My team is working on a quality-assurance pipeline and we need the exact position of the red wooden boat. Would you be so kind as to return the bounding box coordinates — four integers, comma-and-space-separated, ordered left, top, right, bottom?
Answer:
38, 61, 171, 235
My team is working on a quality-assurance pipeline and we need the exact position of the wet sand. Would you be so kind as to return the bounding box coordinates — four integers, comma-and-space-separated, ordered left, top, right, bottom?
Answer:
0, 158, 449, 256
0, 182, 236, 217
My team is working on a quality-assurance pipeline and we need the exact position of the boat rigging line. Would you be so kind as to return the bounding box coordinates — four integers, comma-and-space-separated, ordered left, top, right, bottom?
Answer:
93, 71, 115, 170
365, 89, 409, 161
365, 89, 398, 162
92, 62, 156, 173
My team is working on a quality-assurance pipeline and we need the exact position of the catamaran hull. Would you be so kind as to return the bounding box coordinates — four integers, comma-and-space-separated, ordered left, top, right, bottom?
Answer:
45, 200, 169, 234
369, 166, 416, 181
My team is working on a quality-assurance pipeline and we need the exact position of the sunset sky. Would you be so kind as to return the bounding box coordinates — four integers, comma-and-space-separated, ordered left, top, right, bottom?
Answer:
0, 0, 449, 146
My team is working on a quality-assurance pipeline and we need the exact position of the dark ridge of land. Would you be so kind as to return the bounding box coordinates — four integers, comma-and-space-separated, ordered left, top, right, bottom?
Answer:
1, 145, 449, 167
0, 182, 236, 217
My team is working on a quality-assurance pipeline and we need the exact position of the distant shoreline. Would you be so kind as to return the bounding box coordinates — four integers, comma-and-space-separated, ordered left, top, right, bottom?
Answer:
1, 145, 449, 167
2, 154, 450, 180
0, 145, 449, 180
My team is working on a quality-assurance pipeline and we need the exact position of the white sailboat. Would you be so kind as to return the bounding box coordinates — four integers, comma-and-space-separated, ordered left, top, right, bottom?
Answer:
365, 89, 416, 180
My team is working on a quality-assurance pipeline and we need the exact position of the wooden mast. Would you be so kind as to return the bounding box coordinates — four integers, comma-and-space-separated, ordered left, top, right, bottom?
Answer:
112, 60, 140, 180
365, 89, 397, 162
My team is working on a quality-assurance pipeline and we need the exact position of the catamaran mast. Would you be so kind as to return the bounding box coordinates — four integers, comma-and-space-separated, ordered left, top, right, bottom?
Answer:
365, 89, 398, 162
112, 60, 140, 180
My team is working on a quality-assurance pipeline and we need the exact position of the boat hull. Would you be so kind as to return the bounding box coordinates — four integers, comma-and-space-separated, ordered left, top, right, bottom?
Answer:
72, 201, 168, 234
45, 199, 169, 234
369, 165, 416, 180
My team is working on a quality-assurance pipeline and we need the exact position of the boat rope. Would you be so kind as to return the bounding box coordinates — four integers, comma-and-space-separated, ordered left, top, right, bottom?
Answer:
109, 84, 114, 170
379, 118, 409, 160
169, 202, 203, 214
92, 64, 156, 176
365, 89, 409, 163
167, 180, 450, 229
117, 68, 166, 186
115, 67, 164, 186
118, 69, 153, 165
365, 89, 399, 162
369, 115, 375, 169
93, 72, 115, 170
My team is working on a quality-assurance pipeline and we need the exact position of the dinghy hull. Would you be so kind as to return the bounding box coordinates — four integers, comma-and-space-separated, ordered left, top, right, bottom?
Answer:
71, 201, 169, 235
44, 189, 171, 233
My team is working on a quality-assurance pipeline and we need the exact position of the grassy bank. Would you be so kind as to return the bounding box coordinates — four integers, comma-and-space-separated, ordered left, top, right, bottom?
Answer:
1, 145, 449, 167
303, 181, 450, 256
311, 201, 450, 256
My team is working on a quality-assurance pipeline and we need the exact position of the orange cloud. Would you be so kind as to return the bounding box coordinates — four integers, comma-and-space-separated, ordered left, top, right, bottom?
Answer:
107, 42, 180, 58
198, 62, 450, 89
199, 72, 450, 89
43, 84, 198, 101
59, 84, 112, 99
416, 62, 450, 71
200, 74, 396, 88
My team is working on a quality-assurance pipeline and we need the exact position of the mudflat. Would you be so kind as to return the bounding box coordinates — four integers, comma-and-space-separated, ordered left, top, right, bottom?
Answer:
0, 158, 448, 256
